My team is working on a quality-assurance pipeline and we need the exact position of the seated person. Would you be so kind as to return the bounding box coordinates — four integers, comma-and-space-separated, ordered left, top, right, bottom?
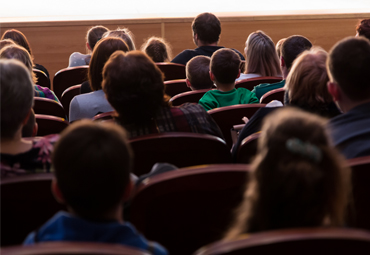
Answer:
356, 19, 370, 41
102, 50, 224, 139
141, 36, 171, 62
104, 28, 136, 51
185, 55, 214, 90
1, 59, 58, 177
225, 107, 350, 238
23, 120, 168, 255
199, 48, 258, 111
251, 35, 312, 100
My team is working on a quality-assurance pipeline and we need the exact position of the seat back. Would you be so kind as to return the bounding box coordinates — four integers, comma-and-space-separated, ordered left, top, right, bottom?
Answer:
35, 114, 69, 136
93, 111, 115, 122
260, 87, 285, 104
236, 132, 261, 164
60, 84, 81, 120
33, 69, 50, 89
170, 89, 211, 106
33, 97, 66, 119
156, 62, 186, 81
208, 104, 266, 149
1, 174, 66, 246
194, 228, 370, 255
53, 66, 88, 100
129, 132, 232, 176
235, 77, 283, 91
130, 164, 250, 255
164, 79, 191, 97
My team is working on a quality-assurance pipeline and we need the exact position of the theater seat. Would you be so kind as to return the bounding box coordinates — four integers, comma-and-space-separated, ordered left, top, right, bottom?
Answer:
235, 76, 283, 91
60, 84, 81, 120
236, 132, 261, 164
35, 114, 69, 136
33, 97, 66, 119
53, 66, 88, 100
156, 62, 186, 81
170, 89, 211, 106
260, 87, 285, 104
33, 69, 50, 89
164, 79, 191, 97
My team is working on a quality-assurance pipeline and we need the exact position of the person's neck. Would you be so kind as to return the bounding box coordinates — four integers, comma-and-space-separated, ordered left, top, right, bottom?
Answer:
216, 82, 235, 92
337, 98, 370, 113
197, 41, 218, 47
68, 205, 124, 223
1, 129, 32, 155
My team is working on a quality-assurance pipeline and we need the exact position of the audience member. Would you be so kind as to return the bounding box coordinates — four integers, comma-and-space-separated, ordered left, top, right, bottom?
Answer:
171, 12, 244, 65
275, 38, 285, 59
102, 50, 224, 139
69, 25, 109, 67
327, 36, 370, 159
185, 55, 214, 90
0, 38, 16, 49
69, 37, 129, 122
226, 107, 350, 238
0, 44, 59, 102
141, 36, 171, 62
103, 28, 136, 51
0, 59, 58, 177
23, 120, 168, 255
251, 35, 312, 99
199, 48, 258, 111
356, 19, 370, 41
237, 30, 281, 81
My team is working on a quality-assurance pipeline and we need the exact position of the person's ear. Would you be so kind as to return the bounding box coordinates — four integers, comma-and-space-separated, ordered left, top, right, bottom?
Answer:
122, 179, 134, 202
186, 78, 192, 88
281, 56, 285, 67
32, 122, 38, 137
51, 179, 66, 205
236, 69, 241, 79
327, 81, 341, 102
22, 109, 31, 126
209, 71, 216, 82
86, 42, 92, 51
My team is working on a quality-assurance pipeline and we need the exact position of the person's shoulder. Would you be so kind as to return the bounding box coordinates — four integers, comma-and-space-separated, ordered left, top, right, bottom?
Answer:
171, 50, 196, 65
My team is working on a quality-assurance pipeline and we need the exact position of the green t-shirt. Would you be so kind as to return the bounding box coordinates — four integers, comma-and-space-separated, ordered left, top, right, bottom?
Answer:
199, 88, 259, 111
251, 80, 286, 100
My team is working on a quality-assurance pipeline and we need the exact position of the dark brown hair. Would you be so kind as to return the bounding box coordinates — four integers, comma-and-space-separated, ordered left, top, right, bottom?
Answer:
186, 55, 213, 90
141, 36, 172, 62
356, 19, 370, 41
86, 25, 109, 51
103, 28, 136, 51
1, 29, 33, 56
210, 48, 240, 84
192, 12, 221, 44
281, 35, 312, 70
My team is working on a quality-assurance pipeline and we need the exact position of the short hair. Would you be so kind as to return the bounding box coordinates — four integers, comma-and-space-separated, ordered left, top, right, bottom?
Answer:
276, 38, 286, 59
102, 50, 166, 125
52, 120, 133, 220
327, 36, 370, 101
192, 13, 221, 44
225, 107, 350, 238
1, 29, 33, 56
88, 37, 129, 91
281, 35, 312, 70
141, 36, 172, 62
244, 31, 282, 77
86, 25, 109, 51
186, 55, 213, 90
356, 19, 370, 41
103, 28, 136, 51
0, 44, 37, 83
0, 59, 34, 139
0, 39, 16, 50
210, 48, 241, 84
286, 47, 333, 107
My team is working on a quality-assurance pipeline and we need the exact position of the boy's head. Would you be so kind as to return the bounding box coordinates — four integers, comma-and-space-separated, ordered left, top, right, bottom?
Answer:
210, 48, 241, 85
52, 120, 133, 220
186, 55, 213, 90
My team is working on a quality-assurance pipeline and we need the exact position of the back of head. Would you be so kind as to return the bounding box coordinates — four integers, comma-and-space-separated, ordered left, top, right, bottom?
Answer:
102, 50, 165, 125
86, 25, 109, 51
88, 37, 129, 91
103, 28, 136, 51
186, 55, 213, 90
211, 48, 241, 84
327, 36, 370, 101
141, 36, 171, 62
281, 35, 312, 70
192, 12, 221, 44
0, 59, 34, 139
356, 19, 370, 41
52, 120, 132, 220
1, 29, 32, 55
276, 38, 286, 59
0, 39, 16, 50
245, 31, 281, 77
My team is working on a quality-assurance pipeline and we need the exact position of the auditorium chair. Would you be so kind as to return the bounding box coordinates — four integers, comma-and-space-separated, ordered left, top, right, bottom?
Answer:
208, 104, 266, 149
164, 79, 191, 97
236, 132, 261, 164
129, 132, 232, 176
60, 84, 81, 120
194, 228, 370, 255
155, 62, 186, 81
235, 76, 283, 91
35, 114, 69, 136
33, 69, 50, 89
33, 97, 66, 119
93, 111, 116, 122
130, 164, 250, 255
1, 173, 66, 247
260, 87, 285, 104
170, 89, 211, 106
1, 242, 151, 254
53, 66, 88, 100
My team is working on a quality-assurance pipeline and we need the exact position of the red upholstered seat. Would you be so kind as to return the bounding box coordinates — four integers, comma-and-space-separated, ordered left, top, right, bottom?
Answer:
60, 84, 81, 120
164, 79, 191, 97
35, 114, 69, 136
156, 62, 186, 81
33, 97, 66, 119
236, 132, 261, 164
235, 76, 283, 91
260, 87, 285, 104
170, 89, 211, 106
33, 68, 50, 89
53, 66, 88, 100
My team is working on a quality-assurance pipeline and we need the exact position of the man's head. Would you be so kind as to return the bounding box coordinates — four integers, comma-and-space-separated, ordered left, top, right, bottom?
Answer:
52, 120, 133, 221
192, 13, 221, 46
210, 48, 241, 86
356, 19, 370, 41
186, 56, 213, 90
281, 35, 312, 73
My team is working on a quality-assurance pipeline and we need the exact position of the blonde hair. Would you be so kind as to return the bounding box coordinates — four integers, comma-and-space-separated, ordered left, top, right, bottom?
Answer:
244, 31, 282, 77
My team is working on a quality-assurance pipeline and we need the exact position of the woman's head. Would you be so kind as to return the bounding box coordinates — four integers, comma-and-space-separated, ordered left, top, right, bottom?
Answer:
102, 50, 166, 125
86, 25, 109, 52
226, 107, 350, 238
1, 29, 32, 56
88, 37, 129, 91
141, 36, 172, 62
244, 30, 282, 77
103, 28, 136, 51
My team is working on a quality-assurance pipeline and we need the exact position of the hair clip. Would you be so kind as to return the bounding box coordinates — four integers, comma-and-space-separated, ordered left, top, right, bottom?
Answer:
286, 138, 322, 163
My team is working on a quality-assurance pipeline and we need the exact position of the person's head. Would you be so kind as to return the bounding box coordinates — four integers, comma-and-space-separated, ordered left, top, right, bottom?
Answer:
225, 107, 350, 238
103, 28, 136, 51
22, 109, 38, 137
276, 38, 286, 59
210, 48, 241, 86
1, 29, 32, 56
52, 120, 133, 221
86, 25, 109, 52
141, 36, 172, 63
281, 35, 312, 72
102, 50, 166, 125
327, 36, 370, 109
356, 19, 370, 41
285, 47, 333, 108
0, 59, 34, 140
88, 37, 129, 91
186, 55, 213, 90
192, 12, 221, 45
0, 39, 16, 50
244, 31, 282, 77
0, 44, 37, 83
